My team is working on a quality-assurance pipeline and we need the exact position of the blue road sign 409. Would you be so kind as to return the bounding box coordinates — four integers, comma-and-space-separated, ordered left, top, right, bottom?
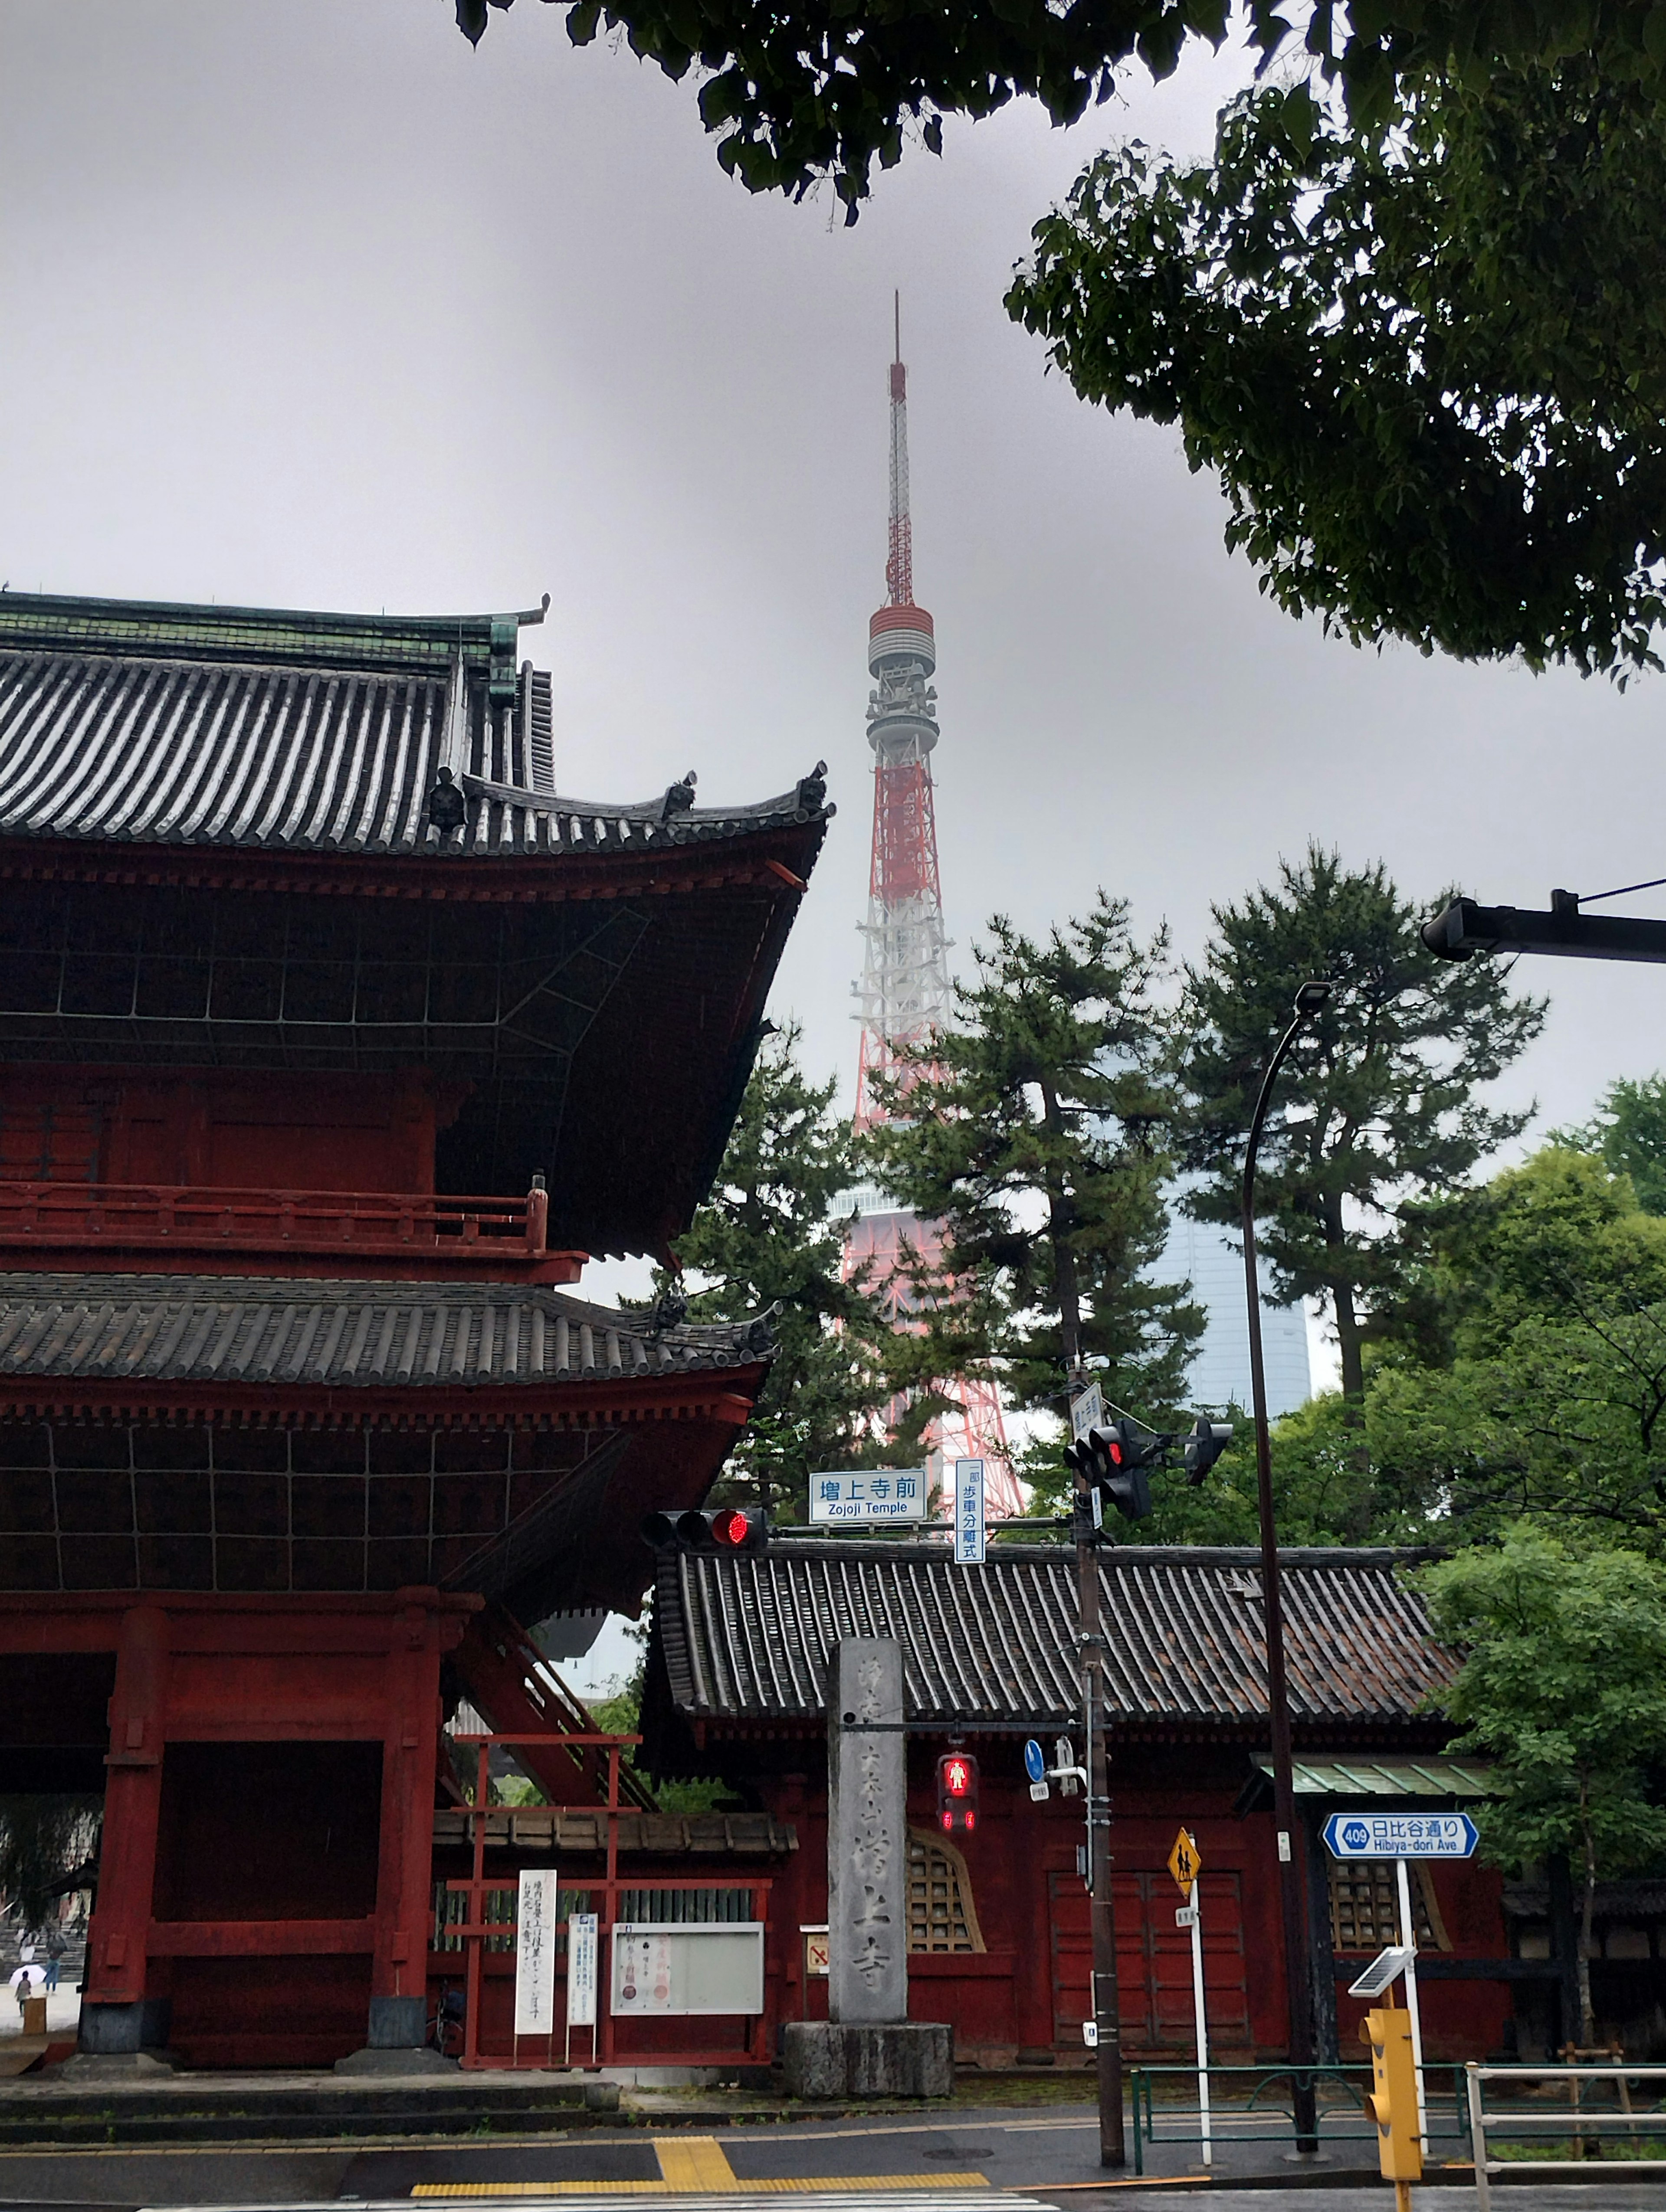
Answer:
1323, 1810, 1479, 1859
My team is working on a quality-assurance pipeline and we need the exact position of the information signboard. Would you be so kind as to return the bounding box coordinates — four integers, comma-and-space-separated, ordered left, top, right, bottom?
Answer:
1323, 1811, 1479, 1859
610, 1922, 765, 2016
808, 1468, 928, 1525
513, 1868, 559, 2036
567, 1910, 598, 2028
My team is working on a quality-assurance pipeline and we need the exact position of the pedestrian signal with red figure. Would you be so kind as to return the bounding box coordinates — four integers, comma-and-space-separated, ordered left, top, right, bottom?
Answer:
937, 1750, 979, 1833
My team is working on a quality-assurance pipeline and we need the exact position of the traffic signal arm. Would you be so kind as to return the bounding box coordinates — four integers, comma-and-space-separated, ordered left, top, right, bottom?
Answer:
1423, 892, 1666, 965
1360, 2008, 1422, 2183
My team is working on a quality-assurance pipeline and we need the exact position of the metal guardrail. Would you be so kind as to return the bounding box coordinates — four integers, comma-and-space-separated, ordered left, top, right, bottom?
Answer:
1128, 2061, 1471, 2177
1468, 2062, 1666, 2209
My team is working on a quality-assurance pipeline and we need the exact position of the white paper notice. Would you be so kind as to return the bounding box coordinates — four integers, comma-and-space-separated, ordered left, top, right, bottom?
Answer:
567, 1911, 598, 2028
514, 1868, 559, 2036
613, 1928, 676, 2012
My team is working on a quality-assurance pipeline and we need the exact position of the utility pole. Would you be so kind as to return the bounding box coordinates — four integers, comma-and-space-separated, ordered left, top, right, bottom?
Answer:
1070, 1365, 1125, 2167
1241, 981, 1331, 2156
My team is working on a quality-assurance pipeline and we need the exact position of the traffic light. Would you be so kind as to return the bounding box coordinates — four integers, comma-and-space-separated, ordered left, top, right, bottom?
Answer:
1182, 1417, 1233, 1486
1360, 2007, 1422, 2195
936, 1750, 979, 1834
641, 1506, 769, 1554
1063, 1422, 1157, 1522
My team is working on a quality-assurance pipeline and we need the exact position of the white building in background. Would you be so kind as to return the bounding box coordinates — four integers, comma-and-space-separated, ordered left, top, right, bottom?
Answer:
1157, 1199, 1312, 1420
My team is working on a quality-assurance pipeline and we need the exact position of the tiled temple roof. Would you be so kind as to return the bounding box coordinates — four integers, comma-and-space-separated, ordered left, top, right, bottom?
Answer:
0, 593, 832, 858
655, 1539, 1456, 1734
0, 1272, 771, 1389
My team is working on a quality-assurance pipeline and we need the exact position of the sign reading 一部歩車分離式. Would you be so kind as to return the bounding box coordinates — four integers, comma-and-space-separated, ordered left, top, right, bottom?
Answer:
954, 1457, 986, 1565
809, 1468, 928, 1525
1323, 1811, 1479, 1859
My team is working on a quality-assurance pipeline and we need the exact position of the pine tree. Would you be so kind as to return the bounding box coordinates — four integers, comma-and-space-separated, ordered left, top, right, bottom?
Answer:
654, 1022, 889, 1521
866, 894, 1202, 1422
1177, 845, 1546, 1400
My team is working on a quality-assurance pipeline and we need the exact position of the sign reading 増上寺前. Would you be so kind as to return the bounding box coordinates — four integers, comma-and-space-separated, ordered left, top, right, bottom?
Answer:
809, 1468, 928, 1525
1323, 1811, 1479, 1859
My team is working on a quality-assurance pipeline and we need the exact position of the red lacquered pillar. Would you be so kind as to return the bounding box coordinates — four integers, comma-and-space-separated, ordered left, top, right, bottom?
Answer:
82, 1604, 171, 2055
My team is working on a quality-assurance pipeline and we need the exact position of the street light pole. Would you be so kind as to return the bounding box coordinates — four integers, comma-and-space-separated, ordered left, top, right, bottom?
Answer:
1242, 979, 1331, 2156
1074, 1444, 1125, 2168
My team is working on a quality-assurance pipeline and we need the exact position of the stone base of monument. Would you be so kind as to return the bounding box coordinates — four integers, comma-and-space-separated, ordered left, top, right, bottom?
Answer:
782, 2021, 954, 2100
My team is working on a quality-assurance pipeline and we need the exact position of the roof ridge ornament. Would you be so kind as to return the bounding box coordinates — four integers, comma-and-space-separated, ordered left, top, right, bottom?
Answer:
425, 764, 466, 839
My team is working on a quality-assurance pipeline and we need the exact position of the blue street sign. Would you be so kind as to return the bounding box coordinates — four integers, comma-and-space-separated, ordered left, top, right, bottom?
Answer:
1023, 1738, 1046, 1784
1323, 1810, 1479, 1859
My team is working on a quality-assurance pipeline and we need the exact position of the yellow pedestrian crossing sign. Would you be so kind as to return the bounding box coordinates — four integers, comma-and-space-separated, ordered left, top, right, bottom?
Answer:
1169, 1827, 1203, 1895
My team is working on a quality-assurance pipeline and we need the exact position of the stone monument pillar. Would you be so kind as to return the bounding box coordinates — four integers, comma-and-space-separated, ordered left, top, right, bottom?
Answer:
782, 1634, 952, 2098
828, 1636, 907, 2025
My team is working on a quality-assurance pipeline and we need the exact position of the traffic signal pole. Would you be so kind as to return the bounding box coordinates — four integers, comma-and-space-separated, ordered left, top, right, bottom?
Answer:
1072, 1416, 1125, 2167
1242, 983, 1331, 2156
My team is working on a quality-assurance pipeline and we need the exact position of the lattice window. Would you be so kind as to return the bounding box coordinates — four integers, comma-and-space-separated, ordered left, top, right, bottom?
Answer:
907, 1828, 985, 1953
1329, 1860, 1450, 1953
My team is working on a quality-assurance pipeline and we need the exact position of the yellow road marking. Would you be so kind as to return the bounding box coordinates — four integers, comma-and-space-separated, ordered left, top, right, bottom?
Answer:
655, 2138, 740, 2191
411, 2174, 991, 2197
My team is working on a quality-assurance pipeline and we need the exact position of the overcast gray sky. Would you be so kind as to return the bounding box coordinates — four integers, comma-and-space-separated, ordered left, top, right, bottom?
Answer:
5, 1, 1663, 1167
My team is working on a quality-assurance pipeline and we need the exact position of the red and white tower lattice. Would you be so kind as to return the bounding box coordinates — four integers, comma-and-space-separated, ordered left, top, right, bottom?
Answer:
845, 304, 1019, 1517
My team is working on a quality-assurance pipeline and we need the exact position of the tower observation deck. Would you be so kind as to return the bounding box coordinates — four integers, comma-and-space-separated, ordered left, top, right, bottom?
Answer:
846, 306, 1017, 1514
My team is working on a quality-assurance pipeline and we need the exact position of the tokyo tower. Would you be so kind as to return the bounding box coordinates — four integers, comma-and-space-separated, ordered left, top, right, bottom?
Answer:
846, 300, 1019, 1518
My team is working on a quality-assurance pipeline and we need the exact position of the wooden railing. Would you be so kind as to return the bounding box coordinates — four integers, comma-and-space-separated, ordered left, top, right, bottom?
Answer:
0, 1179, 584, 1280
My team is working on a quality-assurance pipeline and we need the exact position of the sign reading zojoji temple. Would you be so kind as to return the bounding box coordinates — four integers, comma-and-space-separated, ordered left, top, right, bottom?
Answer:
809, 1468, 928, 1524
0, 589, 830, 2069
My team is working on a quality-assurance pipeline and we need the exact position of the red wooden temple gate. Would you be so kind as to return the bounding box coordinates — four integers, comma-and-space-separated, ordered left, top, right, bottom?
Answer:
0, 589, 829, 2067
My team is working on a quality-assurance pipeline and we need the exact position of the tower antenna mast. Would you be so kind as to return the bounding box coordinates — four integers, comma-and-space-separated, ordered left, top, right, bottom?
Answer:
846, 300, 1017, 1514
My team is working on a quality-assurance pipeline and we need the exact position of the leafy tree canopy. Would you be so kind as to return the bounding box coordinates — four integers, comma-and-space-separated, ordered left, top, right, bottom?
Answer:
1008, 63, 1666, 676
1177, 845, 1545, 1400
866, 893, 1202, 1424
1554, 1072, 1666, 1213
1366, 1146, 1666, 1544
652, 1021, 889, 1520
454, 0, 1666, 222
1422, 1527, 1666, 2039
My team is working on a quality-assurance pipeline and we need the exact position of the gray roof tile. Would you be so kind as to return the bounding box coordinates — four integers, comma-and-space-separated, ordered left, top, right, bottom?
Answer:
0, 595, 832, 859
656, 1539, 1456, 1732
0, 1272, 770, 1390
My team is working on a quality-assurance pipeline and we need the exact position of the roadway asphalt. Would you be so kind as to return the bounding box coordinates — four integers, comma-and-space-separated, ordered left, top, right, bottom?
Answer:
0, 2098, 1658, 2212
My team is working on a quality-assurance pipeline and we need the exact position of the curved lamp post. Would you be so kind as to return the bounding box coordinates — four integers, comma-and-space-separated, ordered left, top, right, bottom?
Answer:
1242, 978, 1332, 2153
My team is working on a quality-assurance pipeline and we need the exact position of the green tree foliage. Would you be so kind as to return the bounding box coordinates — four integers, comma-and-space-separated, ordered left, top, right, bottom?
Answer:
0, 1798, 98, 1931
1176, 847, 1546, 1400
866, 894, 1202, 1426
1368, 1148, 1666, 1544
1422, 1529, 1666, 2040
654, 1021, 888, 1522
1555, 1073, 1666, 1214
1009, 65, 1666, 676
455, 0, 1666, 228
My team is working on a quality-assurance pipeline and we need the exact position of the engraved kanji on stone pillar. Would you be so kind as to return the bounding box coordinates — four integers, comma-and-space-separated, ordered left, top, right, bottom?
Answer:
827, 1636, 907, 2025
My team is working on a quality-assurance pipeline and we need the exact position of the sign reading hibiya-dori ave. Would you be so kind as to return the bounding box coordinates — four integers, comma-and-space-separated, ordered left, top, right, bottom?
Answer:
1323, 1810, 1479, 1859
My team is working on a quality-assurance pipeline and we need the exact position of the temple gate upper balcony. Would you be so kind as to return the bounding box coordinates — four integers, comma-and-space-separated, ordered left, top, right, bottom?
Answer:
0, 1175, 582, 1283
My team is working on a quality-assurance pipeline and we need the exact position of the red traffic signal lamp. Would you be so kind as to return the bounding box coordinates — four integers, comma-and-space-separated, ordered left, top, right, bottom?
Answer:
937, 1750, 979, 1834
1063, 1421, 1157, 1522
640, 1506, 769, 1554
